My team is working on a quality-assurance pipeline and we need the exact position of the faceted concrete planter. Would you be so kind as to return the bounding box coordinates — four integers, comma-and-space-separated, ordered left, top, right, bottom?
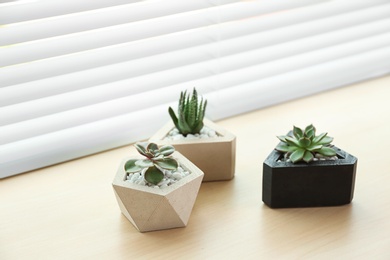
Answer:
263, 146, 357, 208
149, 119, 236, 182
112, 152, 204, 232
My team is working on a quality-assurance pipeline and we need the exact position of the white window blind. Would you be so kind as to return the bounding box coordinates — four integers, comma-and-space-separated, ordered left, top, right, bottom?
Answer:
1, 0, 390, 178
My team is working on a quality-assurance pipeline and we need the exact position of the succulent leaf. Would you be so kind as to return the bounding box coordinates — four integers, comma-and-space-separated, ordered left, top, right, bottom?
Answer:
285, 136, 301, 147
275, 124, 336, 163
293, 126, 303, 139
306, 144, 323, 152
159, 145, 175, 156
304, 124, 315, 134
144, 166, 164, 185
318, 146, 336, 157
147, 143, 158, 151
130, 142, 180, 185
169, 88, 207, 136
154, 158, 178, 170
124, 159, 143, 173
317, 136, 333, 145
275, 143, 290, 153
134, 143, 148, 157
305, 128, 315, 138
290, 149, 305, 163
168, 107, 179, 130
135, 159, 154, 168
312, 132, 327, 143
303, 151, 314, 163
298, 137, 311, 147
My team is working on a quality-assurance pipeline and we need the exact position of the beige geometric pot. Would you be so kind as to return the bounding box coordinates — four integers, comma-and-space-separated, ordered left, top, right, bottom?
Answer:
112, 152, 204, 232
149, 119, 236, 182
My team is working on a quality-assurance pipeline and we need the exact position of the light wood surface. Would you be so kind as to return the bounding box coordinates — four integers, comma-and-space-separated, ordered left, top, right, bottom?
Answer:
1, 76, 390, 259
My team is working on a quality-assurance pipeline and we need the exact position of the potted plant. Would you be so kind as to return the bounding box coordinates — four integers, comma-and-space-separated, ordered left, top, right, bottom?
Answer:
112, 142, 204, 232
263, 124, 357, 208
149, 88, 236, 182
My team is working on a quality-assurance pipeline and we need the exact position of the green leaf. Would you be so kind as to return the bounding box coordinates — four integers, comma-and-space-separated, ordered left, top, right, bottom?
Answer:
134, 143, 148, 157
199, 99, 207, 121
307, 144, 323, 152
135, 159, 153, 168
147, 143, 158, 153
178, 106, 192, 136
193, 121, 204, 134
178, 121, 191, 136
144, 166, 164, 185
285, 136, 301, 147
290, 149, 305, 163
305, 128, 315, 139
159, 145, 175, 156
124, 159, 143, 173
277, 135, 287, 142
303, 151, 314, 163
276, 144, 299, 153
318, 146, 336, 157
275, 143, 290, 153
188, 91, 197, 129
298, 137, 311, 147
304, 124, 316, 138
317, 136, 333, 145
293, 126, 303, 139
168, 107, 179, 130
304, 124, 315, 134
312, 132, 327, 144
154, 158, 178, 170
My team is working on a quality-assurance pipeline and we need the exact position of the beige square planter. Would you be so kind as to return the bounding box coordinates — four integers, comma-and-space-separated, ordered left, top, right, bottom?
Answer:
112, 152, 204, 232
149, 119, 236, 182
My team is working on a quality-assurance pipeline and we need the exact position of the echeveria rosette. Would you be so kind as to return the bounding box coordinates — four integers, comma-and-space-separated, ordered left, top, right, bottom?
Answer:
168, 88, 207, 136
124, 142, 178, 185
275, 124, 337, 163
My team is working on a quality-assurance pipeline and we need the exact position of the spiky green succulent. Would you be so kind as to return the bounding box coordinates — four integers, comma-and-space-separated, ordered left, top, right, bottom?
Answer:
275, 124, 337, 163
124, 142, 178, 185
168, 88, 207, 136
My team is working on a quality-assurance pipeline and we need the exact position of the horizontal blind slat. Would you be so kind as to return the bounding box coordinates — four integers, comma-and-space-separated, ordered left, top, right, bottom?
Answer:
1, 0, 319, 67
2, 31, 390, 143
2, 14, 389, 121
1, 46, 390, 177
1, 0, 386, 85
2, 2, 389, 101
1, 0, 240, 45
0, 0, 143, 23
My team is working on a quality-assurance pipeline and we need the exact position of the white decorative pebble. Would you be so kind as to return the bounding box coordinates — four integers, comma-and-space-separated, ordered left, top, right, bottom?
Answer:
164, 126, 219, 140
130, 174, 139, 182
208, 130, 217, 137
172, 172, 183, 180
172, 135, 184, 141
125, 163, 191, 189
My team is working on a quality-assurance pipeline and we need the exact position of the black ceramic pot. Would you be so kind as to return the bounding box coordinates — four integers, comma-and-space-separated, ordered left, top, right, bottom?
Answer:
262, 146, 357, 208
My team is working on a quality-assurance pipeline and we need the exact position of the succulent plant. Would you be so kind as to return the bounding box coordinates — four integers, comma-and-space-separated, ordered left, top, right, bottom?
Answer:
124, 142, 178, 185
168, 88, 207, 136
275, 124, 337, 163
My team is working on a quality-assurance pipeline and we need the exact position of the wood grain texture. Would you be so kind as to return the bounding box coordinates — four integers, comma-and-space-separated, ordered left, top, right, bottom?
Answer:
1, 76, 390, 259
